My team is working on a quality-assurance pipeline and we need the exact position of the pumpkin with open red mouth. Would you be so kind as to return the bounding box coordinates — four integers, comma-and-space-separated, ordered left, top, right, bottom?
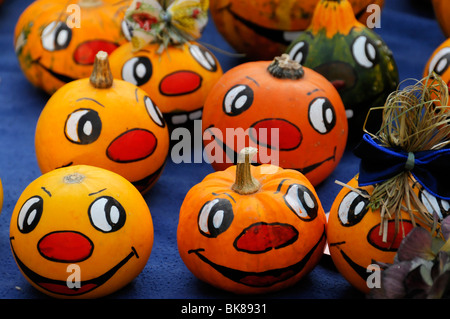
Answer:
14, 0, 131, 95
9, 165, 154, 299
177, 147, 327, 294
35, 51, 169, 194
210, 0, 384, 61
202, 54, 348, 187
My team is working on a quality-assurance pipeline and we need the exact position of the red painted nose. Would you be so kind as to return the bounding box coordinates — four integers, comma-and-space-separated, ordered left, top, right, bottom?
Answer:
73, 40, 118, 65
368, 220, 414, 251
234, 222, 299, 253
250, 119, 302, 150
107, 129, 157, 163
159, 71, 202, 96
38, 231, 93, 262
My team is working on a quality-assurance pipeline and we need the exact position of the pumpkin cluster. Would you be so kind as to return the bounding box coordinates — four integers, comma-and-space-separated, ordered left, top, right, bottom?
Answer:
8, 0, 450, 300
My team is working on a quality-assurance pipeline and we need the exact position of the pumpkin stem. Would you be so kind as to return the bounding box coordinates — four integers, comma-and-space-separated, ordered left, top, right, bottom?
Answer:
231, 147, 261, 195
90, 51, 114, 89
267, 54, 304, 80
63, 173, 85, 184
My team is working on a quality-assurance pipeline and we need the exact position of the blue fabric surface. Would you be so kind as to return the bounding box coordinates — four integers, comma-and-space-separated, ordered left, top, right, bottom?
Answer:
0, 0, 445, 300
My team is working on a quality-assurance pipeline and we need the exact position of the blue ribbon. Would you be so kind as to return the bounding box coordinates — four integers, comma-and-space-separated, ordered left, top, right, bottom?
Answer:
353, 133, 450, 200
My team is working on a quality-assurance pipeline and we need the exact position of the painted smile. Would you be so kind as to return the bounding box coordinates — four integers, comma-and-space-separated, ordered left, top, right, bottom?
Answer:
33, 58, 76, 83
188, 229, 325, 287
10, 238, 138, 296
166, 107, 203, 126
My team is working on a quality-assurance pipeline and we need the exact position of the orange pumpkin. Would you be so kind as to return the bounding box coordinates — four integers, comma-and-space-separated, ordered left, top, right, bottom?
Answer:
9, 165, 154, 298
202, 54, 348, 186
431, 0, 450, 37
177, 147, 327, 294
35, 51, 169, 194
210, 0, 384, 60
14, 0, 130, 95
327, 175, 442, 294
424, 38, 450, 87
109, 41, 223, 127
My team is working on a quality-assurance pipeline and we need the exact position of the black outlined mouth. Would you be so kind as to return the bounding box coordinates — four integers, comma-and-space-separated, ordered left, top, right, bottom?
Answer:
33, 57, 76, 83
10, 237, 139, 296
329, 241, 370, 282
188, 229, 325, 287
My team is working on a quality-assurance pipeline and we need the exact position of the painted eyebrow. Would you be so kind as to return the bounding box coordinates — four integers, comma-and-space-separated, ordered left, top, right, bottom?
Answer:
274, 179, 289, 194
41, 187, 52, 197
76, 97, 105, 107
212, 192, 236, 203
89, 188, 107, 196
245, 76, 260, 87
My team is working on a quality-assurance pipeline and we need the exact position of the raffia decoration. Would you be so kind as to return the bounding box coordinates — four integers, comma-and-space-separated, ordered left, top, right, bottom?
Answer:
362, 73, 450, 240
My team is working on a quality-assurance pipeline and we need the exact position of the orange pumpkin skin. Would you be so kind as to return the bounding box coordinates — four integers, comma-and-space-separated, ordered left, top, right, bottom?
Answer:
431, 0, 450, 38
210, 0, 384, 60
327, 176, 443, 294
9, 165, 154, 299
35, 55, 169, 194
177, 163, 327, 294
109, 41, 223, 127
202, 57, 348, 186
14, 0, 130, 95
424, 38, 450, 86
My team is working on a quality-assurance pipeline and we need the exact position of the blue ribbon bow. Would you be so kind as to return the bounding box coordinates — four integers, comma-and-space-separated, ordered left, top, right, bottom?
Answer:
353, 133, 450, 200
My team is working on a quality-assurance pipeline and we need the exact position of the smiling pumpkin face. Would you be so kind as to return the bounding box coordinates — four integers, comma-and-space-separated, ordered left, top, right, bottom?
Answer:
327, 176, 449, 294
210, 0, 384, 60
14, 0, 130, 95
35, 53, 169, 194
9, 165, 154, 299
109, 41, 223, 127
202, 56, 348, 187
177, 155, 327, 294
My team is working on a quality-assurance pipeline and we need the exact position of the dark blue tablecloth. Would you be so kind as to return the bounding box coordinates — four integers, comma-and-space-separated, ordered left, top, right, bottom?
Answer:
0, 0, 445, 303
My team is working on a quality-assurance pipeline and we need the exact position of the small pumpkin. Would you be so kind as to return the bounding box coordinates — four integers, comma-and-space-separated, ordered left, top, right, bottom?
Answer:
210, 0, 384, 61
177, 147, 327, 294
108, 0, 223, 127
202, 54, 348, 186
9, 165, 154, 299
286, 0, 398, 138
35, 51, 169, 194
424, 38, 450, 86
14, 0, 130, 95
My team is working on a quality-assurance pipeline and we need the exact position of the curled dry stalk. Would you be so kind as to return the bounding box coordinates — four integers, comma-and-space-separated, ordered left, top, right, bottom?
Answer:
362, 73, 450, 240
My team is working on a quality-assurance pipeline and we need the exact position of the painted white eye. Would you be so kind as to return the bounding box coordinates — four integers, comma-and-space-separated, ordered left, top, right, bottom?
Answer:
352, 36, 378, 68
338, 189, 370, 226
428, 47, 450, 75
144, 96, 165, 127
65, 109, 102, 144
41, 21, 72, 51
121, 19, 133, 41
189, 44, 217, 71
198, 198, 234, 237
288, 41, 308, 65
223, 84, 254, 116
308, 97, 336, 134
17, 196, 43, 234
122, 56, 152, 86
89, 196, 126, 233
420, 189, 450, 220
284, 184, 318, 221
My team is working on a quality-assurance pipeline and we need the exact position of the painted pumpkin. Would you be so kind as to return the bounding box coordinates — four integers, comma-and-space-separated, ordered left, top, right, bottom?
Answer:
210, 0, 384, 61
109, 41, 223, 127
286, 0, 398, 138
14, 0, 131, 95
9, 165, 154, 298
177, 147, 327, 294
424, 38, 450, 86
327, 175, 445, 294
202, 54, 348, 186
35, 51, 169, 194
431, 0, 450, 38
